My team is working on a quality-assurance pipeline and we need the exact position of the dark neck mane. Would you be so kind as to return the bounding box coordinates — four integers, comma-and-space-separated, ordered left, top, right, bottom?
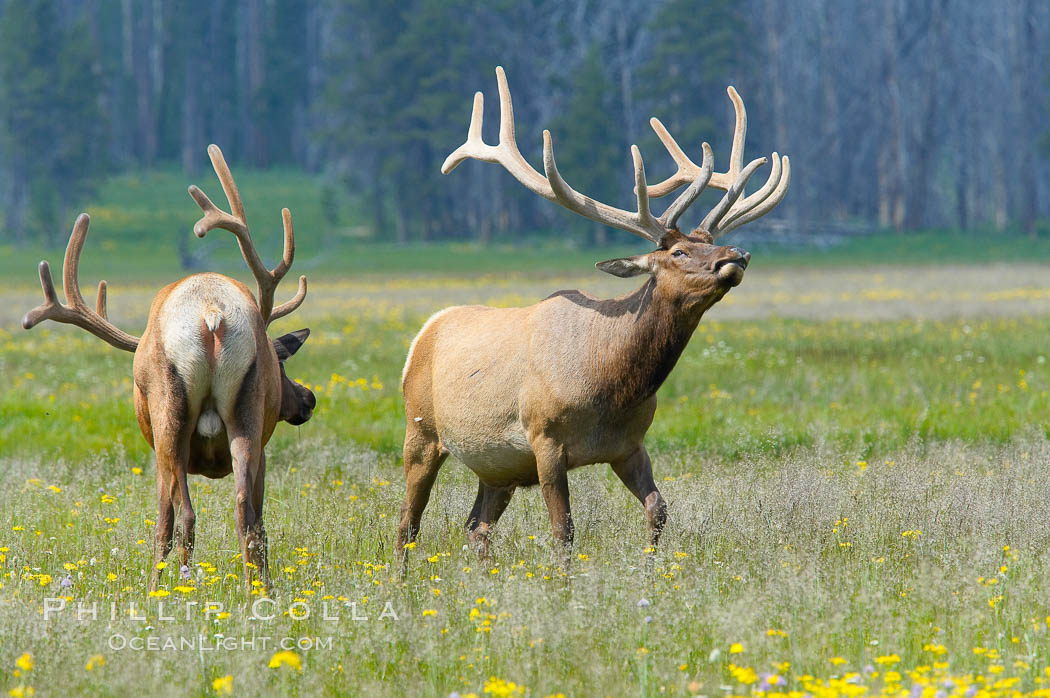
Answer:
584, 277, 709, 409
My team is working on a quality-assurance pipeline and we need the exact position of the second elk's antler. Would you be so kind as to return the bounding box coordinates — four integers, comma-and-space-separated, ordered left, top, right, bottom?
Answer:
22, 213, 140, 351
188, 145, 307, 326
442, 67, 790, 241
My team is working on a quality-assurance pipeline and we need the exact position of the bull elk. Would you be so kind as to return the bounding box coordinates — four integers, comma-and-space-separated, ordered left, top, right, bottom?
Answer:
22, 145, 315, 591
398, 67, 789, 562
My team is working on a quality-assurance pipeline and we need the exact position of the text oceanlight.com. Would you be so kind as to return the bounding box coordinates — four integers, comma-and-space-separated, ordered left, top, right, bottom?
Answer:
108, 634, 333, 652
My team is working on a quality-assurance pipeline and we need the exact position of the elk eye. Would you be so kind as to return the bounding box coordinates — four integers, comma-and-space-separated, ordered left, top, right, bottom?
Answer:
671, 249, 687, 258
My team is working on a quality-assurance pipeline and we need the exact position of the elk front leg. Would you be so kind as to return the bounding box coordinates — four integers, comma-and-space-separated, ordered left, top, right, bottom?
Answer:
229, 430, 265, 591
532, 436, 573, 560
396, 427, 447, 566
611, 445, 667, 549
465, 482, 516, 558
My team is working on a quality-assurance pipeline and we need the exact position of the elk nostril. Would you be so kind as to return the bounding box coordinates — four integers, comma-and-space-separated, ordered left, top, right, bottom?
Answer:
729, 247, 751, 267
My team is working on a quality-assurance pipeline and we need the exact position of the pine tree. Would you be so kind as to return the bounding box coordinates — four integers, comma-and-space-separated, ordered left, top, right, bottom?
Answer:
551, 47, 624, 246
637, 0, 746, 231
0, 0, 106, 245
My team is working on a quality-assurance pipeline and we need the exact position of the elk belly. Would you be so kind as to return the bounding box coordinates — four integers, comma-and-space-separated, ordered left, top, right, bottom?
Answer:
441, 423, 536, 482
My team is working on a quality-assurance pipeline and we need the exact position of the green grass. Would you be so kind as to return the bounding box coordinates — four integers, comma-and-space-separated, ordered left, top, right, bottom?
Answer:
4, 308, 1050, 464
754, 225, 1050, 267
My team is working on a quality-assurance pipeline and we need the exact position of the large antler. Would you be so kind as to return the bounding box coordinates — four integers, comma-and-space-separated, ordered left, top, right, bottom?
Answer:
443, 68, 789, 243
443, 67, 671, 244
647, 87, 791, 237
22, 214, 140, 352
188, 144, 307, 326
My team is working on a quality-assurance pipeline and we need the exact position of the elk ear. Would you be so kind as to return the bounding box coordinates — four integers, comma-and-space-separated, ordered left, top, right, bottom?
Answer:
595, 254, 652, 278
273, 328, 310, 361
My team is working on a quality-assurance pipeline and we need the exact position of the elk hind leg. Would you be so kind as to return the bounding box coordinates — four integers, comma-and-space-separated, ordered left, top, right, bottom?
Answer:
465, 481, 515, 558
229, 428, 265, 590
149, 422, 192, 589
173, 465, 196, 572
396, 427, 447, 572
248, 451, 270, 591
397, 432, 447, 550
150, 468, 176, 591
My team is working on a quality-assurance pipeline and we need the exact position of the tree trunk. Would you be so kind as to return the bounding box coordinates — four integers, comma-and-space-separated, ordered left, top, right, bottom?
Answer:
236, 0, 266, 166
593, 222, 607, 247
5, 166, 27, 247
133, 0, 158, 166
181, 45, 203, 173
615, 15, 635, 140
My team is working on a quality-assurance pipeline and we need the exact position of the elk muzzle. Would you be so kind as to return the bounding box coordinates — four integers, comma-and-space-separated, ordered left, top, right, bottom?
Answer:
284, 384, 316, 425
714, 246, 750, 286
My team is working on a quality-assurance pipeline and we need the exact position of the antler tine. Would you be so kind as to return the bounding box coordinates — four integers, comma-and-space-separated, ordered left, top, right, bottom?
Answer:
22, 213, 139, 352
646, 86, 750, 197
716, 155, 791, 235
718, 153, 783, 229
62, 213, 91, 311
22, 260, 61, 329
659, 142, 714, 231
440, 67, 553, 199
440, 91, 485, 175
270, 275, 308, 324
725, 86, 747, 186
189, 145, 305, 325
265, 208, 307, 326
271, 207, 295, 285
700, 156, 767, 236
96, 281, 108, 318
207, 143, 247, 222
542, 131, 666, 244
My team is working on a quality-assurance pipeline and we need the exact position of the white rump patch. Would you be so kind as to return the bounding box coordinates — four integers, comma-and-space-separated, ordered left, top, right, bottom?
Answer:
159, 275, 258, 419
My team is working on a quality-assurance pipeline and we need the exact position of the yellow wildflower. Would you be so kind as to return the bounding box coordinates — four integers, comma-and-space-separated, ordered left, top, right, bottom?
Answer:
268, 650, 302, 671
15, 653, 33, 672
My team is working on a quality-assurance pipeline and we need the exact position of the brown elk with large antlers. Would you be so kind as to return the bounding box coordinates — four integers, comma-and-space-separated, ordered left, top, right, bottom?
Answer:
23, 145, 315, 591
398, 67, 789, 563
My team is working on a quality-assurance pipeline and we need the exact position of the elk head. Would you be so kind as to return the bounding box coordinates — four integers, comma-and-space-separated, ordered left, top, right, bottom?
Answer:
273, 329, 316, 425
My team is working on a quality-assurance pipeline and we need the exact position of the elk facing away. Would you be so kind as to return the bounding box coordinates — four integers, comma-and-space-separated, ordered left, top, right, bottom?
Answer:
398, 67, 790, 562
23, 145, 315, 591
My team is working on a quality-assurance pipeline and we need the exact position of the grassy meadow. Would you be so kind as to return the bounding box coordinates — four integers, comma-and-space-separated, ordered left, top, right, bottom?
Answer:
4, 171, 1050, 695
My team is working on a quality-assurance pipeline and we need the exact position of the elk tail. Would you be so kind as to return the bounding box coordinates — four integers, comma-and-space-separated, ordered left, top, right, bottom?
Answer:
197, 308, 225, 438
203, 310, 223, 334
